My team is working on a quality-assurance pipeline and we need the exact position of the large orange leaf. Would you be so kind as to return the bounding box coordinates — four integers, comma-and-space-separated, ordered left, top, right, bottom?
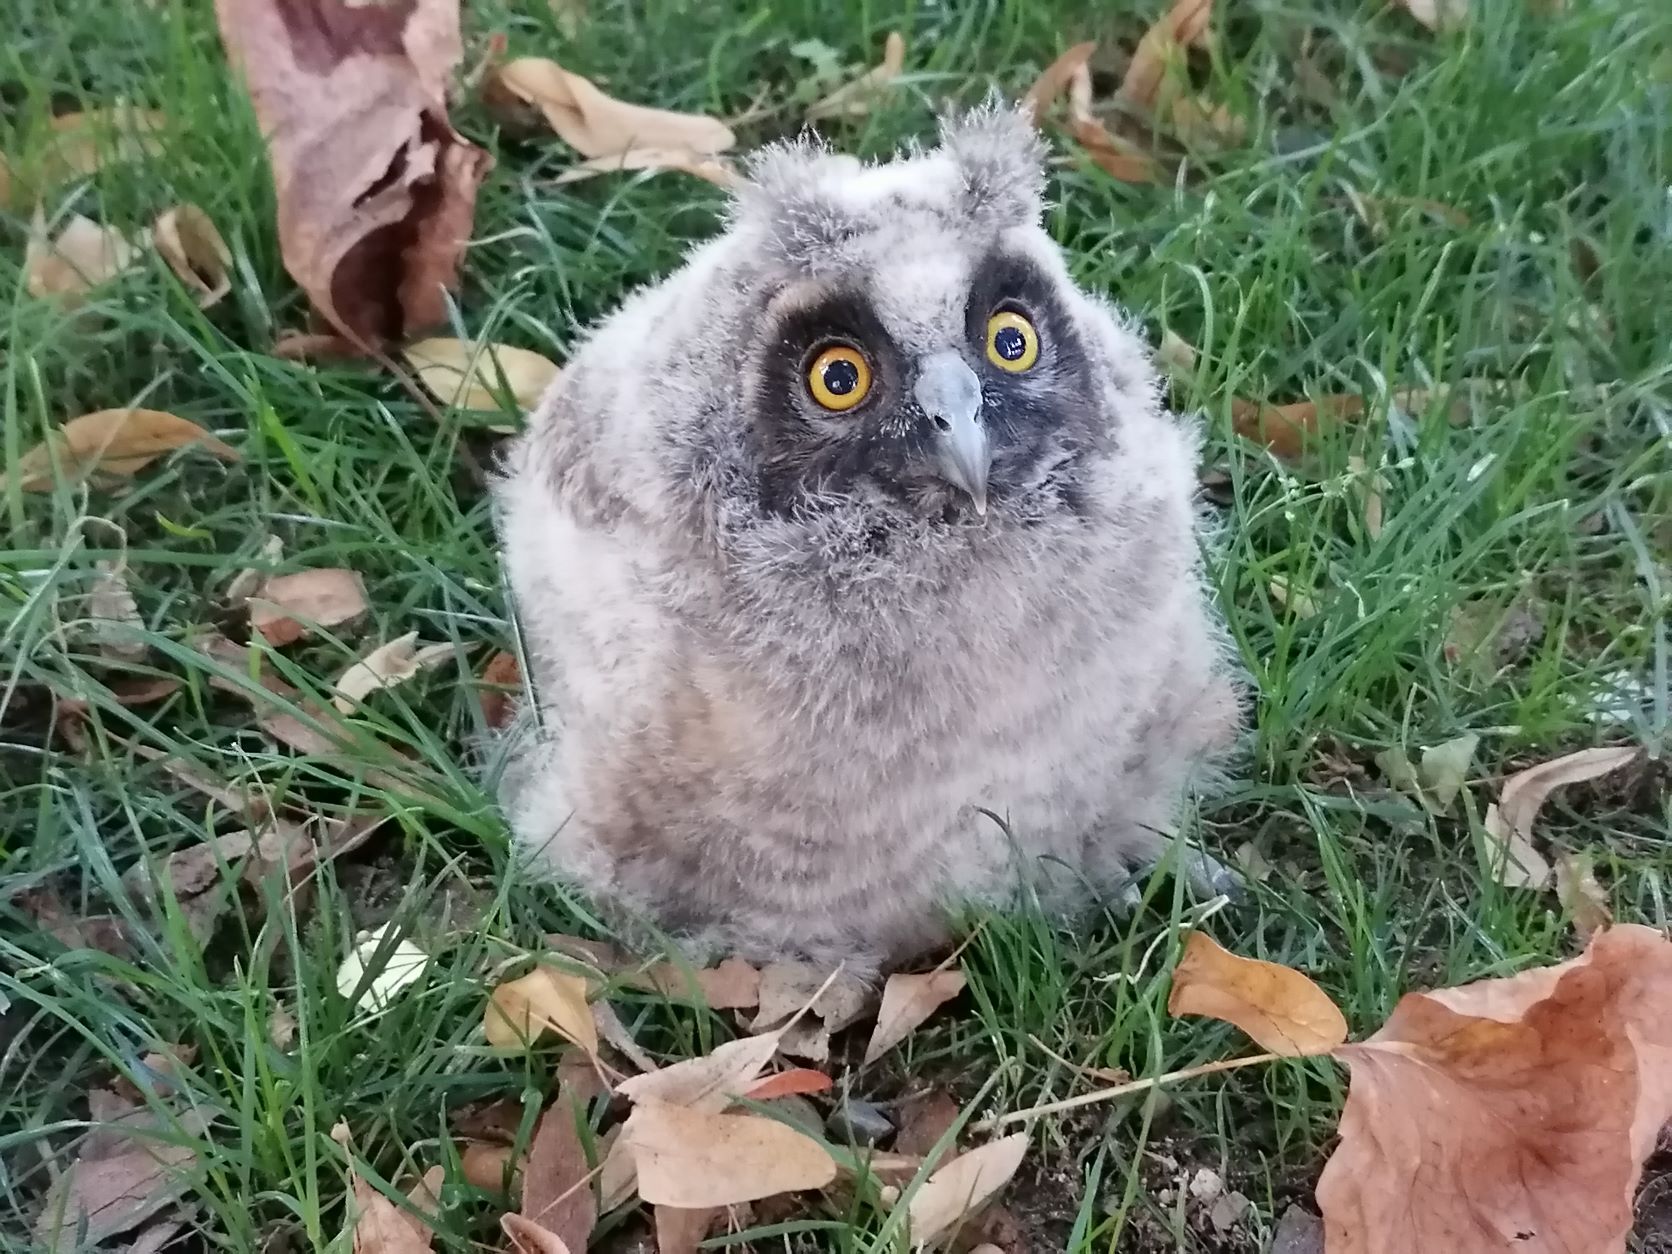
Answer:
1317, 924, 1672, 1254
1168, 931, 1347, 1055
4, 409, 239, 492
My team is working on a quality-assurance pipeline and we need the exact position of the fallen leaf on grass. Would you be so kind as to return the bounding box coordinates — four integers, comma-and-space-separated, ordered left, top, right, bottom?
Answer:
521, 1096, 595, 1253
1317, 924, 1672, 1254
904, 1134, 1029, 1248
807, 31, 906, 121
0, 107, 165, 211
1554, 850, 1612, 941
616, 1030, 783, 1112
1417, 733, 1479, 810
14, 885, 132, 957
153, 205, 232, 308
1021, 41, 1097, 125
1119, 0, 1213, 112
500, 1215, 571, 1254
86, 560, 148, 664
1231, 394, 1364, 459
403, 338, 559, 412
752, 962, 874, 1062
348, 1175, 433, 1253
3, 409, 239, 493
1167, 930, 1347, 1055
331, 632, 455, 713
1398, 0, 1468, 32
34, 1140, 198, 1253
653, 1205, 718, 1254
743, 1069, 834, 1100
478, 650, 521, 729
862, 969, 967, 1064
590, 998, 658, 1073
120, 1219, 188, 1254
485, 965, 600, 1059
460, 1142, 516, 1191
268, 1005, 297, 1050
622, 1101, 837, 1207
548, 147, 739, 188
487, 58, 733, 165
123, 820, 315, 942
1267, 574, 1318, 620
1482, 746, 1639, 890
336, 922, 431, 1012
1064, 63, 1162, 184
894, 1089, 962, 1158
213, 0, 491, 349
249, 568, 369, 646
25, 209, 145, 305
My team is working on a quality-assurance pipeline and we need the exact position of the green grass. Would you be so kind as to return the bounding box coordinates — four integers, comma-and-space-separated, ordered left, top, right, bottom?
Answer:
3, 0, 1669, 1250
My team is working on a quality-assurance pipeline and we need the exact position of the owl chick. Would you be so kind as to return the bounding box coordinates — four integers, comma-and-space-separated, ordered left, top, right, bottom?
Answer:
494, 106, 1242, 972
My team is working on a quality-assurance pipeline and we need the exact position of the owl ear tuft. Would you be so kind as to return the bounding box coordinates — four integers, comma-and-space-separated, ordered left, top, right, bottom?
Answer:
732, 137, 867, 274
937, 99, 1047, 225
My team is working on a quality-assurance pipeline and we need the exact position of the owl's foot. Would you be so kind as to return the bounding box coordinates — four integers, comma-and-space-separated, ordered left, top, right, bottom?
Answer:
1095, 844, 1244, 915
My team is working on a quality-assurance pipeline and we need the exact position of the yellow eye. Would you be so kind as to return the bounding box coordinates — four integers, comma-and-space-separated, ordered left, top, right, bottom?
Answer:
985, 310, 1040, 373
806, 345, 873, 412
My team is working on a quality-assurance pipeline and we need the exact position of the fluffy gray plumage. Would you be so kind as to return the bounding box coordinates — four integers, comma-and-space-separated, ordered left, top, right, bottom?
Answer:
494, 106, 1242, 973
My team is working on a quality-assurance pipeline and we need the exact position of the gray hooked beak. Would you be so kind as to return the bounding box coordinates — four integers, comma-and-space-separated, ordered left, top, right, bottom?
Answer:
913, 350, 991, 514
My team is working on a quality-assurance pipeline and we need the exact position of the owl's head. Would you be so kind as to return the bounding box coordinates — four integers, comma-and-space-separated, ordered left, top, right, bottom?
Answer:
681, 104, 1157, 526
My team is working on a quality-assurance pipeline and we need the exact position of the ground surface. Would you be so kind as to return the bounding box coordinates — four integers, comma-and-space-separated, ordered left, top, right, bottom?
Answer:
2, 0, 1670, 1251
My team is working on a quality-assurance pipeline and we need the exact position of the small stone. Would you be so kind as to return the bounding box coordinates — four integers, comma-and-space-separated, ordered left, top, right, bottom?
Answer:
827, 1097, 894, 1146
1210, 1189, 1249, 1233
1188, 1167, 1224, 1204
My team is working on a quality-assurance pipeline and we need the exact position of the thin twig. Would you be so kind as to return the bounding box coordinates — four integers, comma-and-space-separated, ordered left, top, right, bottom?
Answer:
974, 1051, 1285, 1132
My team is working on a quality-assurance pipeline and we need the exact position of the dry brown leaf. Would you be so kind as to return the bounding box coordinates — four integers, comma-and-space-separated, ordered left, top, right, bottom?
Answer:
403, 338, 559, 412
1267, 574, 1318, 620
742, 1068, 833, 1101
1, 107, 165, 210
478, 649, 521, 729
1398, 0, 1469, 32
488, 58, 734, 159
904, 1134, 1029, 1248
25, 209, 145, 305
331, 632, 454, 713
485, 965, 600, 1059
1554, 850, 1612, 942
14, 886, 133, 957
1317, 924, 1672, 1254
549, 147, 740, 188
153, 204, 232, 308
213, 0, 490, 349
1119, 0, 1213, 111
119, 1219, 187, 1254
52, 676, 182, 718
500, 1215, 572, 1254
616, 1029, 782, 1113
1487, 747, 1639, 887
249, 568, 370, 647
752, 963, 874, 1062
807, 31, 907, 122
521, 1096, 595, 1252
590, 997, 658, 1072
4, 408, 239, 493
1022, 42, 1097, 125
894, 1089, 962, 1159
597, 1128, 636, 1210
1167, 931, 1347, 1056
1231, 394, 1364, 458
862, 969, 966, 1064
622, 1101, 837, 1208
34, 1143, 198, 1253
86, 560, 148, 664
1170, 95, 1247, 147
268, 1005, 297, 1050
653, 1206, 719, 1254
348, 1175, 433, 1253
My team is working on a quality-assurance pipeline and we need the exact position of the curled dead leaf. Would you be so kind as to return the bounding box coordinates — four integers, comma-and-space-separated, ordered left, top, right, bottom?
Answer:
1554, 851, 1612, 942
1064, 61, 1163, 184
904, 1134, 1029, 1248
1482, 747, 1639, 890
1231, 394, 1364, 458
25, 209, 144, 305
84, 560, 148, 664
348, 1174, 434, 1252
484, 965, 600, 1059
862, 969, 966, 1064
248, 568, 369, 646
331, 632, 455, 713
622, 1101, 837, 1208
1119, 0, 1213, 111
548, 147, 739, 188
213, 0, 491, 348
403, 338, 559, 412
1021, 42, 1097, 125
4, 408, 238, 493
1167, 931, 1347, 1056
153, 205, 232, 308
807, 31, 906, 121
616, 1030, 782, 1113
1318, 924, 1672, 1254
488, 58, 734, 159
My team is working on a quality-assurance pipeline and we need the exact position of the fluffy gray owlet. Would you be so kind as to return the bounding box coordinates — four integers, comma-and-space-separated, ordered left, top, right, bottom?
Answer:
495, 106, 1242, 973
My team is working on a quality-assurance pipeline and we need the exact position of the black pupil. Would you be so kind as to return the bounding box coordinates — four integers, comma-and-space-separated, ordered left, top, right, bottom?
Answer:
994, 325, 1027, 361
822, 358, 860, 396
